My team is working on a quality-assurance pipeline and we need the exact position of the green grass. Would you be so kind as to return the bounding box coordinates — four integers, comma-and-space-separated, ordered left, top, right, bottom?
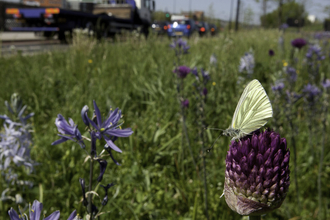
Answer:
0, 29, 330, 220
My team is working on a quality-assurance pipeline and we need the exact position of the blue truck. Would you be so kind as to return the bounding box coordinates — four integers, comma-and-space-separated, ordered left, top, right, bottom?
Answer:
4, 0, 155, 41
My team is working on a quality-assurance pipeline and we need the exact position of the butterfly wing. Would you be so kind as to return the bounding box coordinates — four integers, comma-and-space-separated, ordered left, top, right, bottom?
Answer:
231, 79, 273, 135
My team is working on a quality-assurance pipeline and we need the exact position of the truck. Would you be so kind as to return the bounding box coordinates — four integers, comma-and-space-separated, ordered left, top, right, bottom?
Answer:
4, 0, 155, 41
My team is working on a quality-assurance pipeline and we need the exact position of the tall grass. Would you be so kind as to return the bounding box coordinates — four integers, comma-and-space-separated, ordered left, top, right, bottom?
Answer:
0, 29, 329, 220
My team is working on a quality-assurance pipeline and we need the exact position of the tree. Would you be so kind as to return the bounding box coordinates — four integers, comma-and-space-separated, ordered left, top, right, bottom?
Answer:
260, 1, 307, 28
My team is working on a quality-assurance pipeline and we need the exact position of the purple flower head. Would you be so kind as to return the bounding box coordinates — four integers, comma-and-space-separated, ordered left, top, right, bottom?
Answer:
51, 115, 85, 149
181, 99, 189, 108
322, 79, 330, 89
291, 38, 307, 49
202, 88, 208, 96
224, 129, 290, 216
268, 49, 275, 56
280, 23, 289, 30
303, 84, 321, 102
286, 66, 297, 82
272, 82, 284, 92
174, 66, 191, 79
83, 101, 133, 153
8, 200, 81, 220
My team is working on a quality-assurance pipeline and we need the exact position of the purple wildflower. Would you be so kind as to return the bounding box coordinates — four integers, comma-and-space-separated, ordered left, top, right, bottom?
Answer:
224, 129, 290, 216
83, 101, 133, 153
269, 49, 275, 56
201, 69, 210, 83
286, 66, 297, 82
52, 114, 85, 149
170, 38, 190, 54
202, 88, 208, 96
322, 79, 330, 89
291, 38, 307, 49
8, 200, 81, 220
303, 84, 321, 101
306, 45, 325, 61
272, 82, 284, 92
191, 67, 199, 80
101, 183, 115, 206
239, 53, 255, 74
96, 159, 108, 182
181, 99, 189, 108
280, 23, 289, 30
174, 66, 191, 79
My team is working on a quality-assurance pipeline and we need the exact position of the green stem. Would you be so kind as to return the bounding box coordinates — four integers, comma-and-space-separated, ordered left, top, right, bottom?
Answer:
249, 215, 261, 220
88, 156, 94, 216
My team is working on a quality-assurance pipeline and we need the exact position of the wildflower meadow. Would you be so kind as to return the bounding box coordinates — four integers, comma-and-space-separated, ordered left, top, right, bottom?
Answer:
1, 29, 330, 220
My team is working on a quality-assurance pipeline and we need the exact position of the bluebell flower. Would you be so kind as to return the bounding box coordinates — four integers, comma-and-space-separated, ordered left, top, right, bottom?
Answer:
306, 45, 325, 61
8, 200, 81, 220
51, 114, 85, 149
272, 82, 285, 92
303, 84, 321, 102
96, 159, 108, 182
322, 79, 330, 89
83, 101, 133, 153
101, 183, 115, 206
286, 66, 297, 82
239, 53, 255, 74
170, 38, 190, 54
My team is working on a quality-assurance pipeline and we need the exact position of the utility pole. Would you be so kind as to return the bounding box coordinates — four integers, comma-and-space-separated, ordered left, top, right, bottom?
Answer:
235, 0, 241, 31
278, 0, 283, 28
228, 0, 234, 31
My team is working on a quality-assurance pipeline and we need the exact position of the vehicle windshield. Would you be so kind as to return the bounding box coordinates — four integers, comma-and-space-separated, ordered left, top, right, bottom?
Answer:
172, 20, 190, 25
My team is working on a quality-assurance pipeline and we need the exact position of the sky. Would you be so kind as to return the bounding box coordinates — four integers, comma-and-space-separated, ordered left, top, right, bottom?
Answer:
155, 0, 330, 24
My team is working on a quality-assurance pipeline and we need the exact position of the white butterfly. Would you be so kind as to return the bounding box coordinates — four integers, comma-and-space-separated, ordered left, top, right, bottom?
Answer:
222, 79, 273, 140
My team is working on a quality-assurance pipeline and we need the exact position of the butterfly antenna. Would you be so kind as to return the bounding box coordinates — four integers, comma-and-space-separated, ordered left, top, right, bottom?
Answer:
204, 127, 224, 131
206, 134, 222, 153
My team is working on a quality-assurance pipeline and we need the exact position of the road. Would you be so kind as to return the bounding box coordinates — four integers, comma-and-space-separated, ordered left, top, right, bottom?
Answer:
0, 32, 68, 57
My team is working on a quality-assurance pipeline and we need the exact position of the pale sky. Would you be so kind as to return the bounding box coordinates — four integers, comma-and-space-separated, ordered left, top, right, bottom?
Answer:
155, 0, 330, 24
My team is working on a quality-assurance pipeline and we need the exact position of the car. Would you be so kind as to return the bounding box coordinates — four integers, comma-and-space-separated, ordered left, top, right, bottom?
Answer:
167, 19, 196, 38
151, 21, 169, 35
195, 21, 210, 37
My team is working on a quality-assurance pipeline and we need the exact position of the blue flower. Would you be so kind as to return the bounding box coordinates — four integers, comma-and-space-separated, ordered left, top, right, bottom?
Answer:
170, 38, 190, 54
96, 159, 108, 182
239, 53, 255, 74
272, 82, 285, 92
306, 45, 325, 61
322, 79, 330, 89
286, 66, 297, 82
201, 68, 210, 83
303, 84, 321, 102
51, 114, 85, 149
8, 200, 81, 220
83, 101, 133, 153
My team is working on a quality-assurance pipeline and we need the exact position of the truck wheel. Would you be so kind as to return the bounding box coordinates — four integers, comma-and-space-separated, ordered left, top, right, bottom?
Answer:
58, 31, 67, 43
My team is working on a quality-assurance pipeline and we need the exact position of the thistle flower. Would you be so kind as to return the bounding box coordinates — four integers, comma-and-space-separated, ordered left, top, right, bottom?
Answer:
268, 50, 275, 56
181, 99, 189, 108
239, 53, 255, 74
224, 130, 290, 216
8, 200, 81, 220
291, 38, 307, 49
173, 66, 191, 79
